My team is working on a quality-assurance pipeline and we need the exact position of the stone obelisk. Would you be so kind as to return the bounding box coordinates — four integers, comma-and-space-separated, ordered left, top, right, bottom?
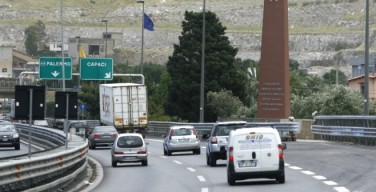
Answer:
256, 0, 290, 119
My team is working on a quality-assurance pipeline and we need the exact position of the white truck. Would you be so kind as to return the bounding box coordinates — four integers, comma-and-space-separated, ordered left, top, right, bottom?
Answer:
99, 83, 148, 135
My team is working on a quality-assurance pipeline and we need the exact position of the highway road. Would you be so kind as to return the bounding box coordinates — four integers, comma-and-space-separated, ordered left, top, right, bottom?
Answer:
88, 138, 376, 192
0, 140, 41, 158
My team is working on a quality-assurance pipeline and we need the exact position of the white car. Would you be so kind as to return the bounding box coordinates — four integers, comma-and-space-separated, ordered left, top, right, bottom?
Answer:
227, 127, 286, 185
163, 125, 200, 156
111, 133, 148, 167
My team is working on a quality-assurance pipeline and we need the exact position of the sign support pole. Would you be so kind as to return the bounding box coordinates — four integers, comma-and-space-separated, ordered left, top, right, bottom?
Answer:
28, 89, 33, 158
65, 94, 69, 149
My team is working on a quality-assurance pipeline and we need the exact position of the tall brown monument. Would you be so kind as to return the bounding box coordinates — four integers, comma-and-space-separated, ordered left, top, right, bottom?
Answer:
257, 0, 290, 119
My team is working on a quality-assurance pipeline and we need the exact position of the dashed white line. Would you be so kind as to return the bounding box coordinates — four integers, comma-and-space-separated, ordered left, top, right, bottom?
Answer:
313, 175, 327, 180
285, 163, 290, 166
187, 167, 196, 172
301, 170, 315, 175
147, 139, 163, 143
201, 188, 209, 192
160, 156, 167, 159
289, 166, 302, 170
324, 181, 338, 186
197, 176, 206, 182
334, 187, 350, 192
173, 160, 182, 165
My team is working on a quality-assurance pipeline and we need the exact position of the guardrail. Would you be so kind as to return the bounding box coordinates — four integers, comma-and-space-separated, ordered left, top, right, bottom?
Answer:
312, 115, 376, 145
147, 121, 301, 140
0, 125, 88, 192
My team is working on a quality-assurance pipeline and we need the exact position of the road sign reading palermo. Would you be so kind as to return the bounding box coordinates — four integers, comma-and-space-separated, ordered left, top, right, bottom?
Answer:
39, 57, 72, 79
80, 58, 113, 80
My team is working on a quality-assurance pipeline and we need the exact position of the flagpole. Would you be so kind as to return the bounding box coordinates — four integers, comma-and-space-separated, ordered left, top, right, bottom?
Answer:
137, 0, 145, 75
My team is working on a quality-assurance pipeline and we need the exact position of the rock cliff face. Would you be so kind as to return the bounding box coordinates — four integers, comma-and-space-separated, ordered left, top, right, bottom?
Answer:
0, 0, 375, 76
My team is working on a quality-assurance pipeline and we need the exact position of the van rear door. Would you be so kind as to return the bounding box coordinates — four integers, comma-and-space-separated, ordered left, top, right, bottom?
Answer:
259, 133, 280, 171
232, 132, 262, 173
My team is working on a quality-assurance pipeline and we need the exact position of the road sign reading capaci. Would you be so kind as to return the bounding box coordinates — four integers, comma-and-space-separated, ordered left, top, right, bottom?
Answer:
80, 58, 113, 80
39, 57, 72, 79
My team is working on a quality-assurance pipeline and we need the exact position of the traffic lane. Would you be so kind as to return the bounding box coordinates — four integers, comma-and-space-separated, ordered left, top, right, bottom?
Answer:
146, 139, 337, 192
0, 141, 39, 158
284, 140, 376, 192
88, 144, 207, 192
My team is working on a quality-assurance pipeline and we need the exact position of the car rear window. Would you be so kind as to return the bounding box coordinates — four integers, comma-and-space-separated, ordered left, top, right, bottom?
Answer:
172, 128, 193, 136
117, 136, 143, 148
215, 124, 245, 136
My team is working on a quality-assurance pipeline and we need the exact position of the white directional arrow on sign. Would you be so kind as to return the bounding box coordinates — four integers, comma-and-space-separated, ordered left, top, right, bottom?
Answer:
104, 72, 111, 79
51, 71, 60, 77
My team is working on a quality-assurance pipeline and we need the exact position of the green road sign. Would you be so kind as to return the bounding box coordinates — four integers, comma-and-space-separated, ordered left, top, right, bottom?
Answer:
80, 58, 113, 80
39, 57, 72, 79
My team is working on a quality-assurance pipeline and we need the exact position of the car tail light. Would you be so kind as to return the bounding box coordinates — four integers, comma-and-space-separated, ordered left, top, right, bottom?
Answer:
113, 151, 124, 155
193, 128, 198, 138
112, 133, 118, 139
228, 146, 234, 161
278, 144, 284, 159
137, 150, 147, 154
169, 129, 174, 140
210, 137, 217, 144
94, 134, 100, 139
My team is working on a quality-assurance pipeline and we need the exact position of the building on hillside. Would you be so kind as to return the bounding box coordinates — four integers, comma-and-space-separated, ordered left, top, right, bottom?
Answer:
67, 32, 121, 65
12, 49, 38, 78
0, 46, 16, 78
348, 55, 376, 100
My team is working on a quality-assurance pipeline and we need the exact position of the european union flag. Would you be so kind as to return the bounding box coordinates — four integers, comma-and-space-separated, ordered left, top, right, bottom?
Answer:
144, 13, 154, 31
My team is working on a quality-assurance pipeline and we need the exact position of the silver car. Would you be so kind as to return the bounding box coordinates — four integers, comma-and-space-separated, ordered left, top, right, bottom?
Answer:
111, 133, 148, 167
204, 121, 247, 166
88, 126, 118, 149
163, 125, 200, 156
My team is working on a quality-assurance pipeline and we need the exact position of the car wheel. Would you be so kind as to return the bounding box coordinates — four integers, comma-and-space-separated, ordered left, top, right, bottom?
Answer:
193, 148, 200, 155
276, 174, 285, 183
206, 154, 210, 165
112, 160, 117, 167
15, 144, 20, 150
167, 148, 172, 156
209, 153, 216, 166
227, 172, 236, 185
163, 145, 167, 155
142, 159, 148, 166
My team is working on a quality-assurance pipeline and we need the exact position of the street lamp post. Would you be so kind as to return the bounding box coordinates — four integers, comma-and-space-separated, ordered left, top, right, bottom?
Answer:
101, 19, 108, 57
137, 0, 145, 75
364, 0, 369, 115
199, 0, 206, 123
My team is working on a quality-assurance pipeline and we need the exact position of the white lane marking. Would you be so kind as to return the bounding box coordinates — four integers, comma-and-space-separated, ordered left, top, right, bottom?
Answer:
285, 163, 290, 166
173, 160, 182, 165
301, 170, 315, 175
201, 188, 209, 192
160, 156, 167, 159
147, 139, 163, 143
197, 176, 206, 182
21, 139, 45, 150
289, 166, 302, 170
187, 167, 196, 172
313, 175, 327, 180
334, 187, 350, 192
324, 181, 338, 186
202, 146, 206, 149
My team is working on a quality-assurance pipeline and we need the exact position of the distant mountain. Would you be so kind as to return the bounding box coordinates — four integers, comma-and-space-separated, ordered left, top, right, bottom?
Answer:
0, 0, 375, 76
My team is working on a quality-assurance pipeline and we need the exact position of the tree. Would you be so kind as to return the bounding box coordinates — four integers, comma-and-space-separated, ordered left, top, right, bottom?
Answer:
207, 90, 243, 119
323, 69, 348, 85
165, 11, 249, 122
25, 25, 38, 56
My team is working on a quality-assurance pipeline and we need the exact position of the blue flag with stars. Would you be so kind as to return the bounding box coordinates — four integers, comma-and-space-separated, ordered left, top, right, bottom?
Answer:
144, 13, 154, 31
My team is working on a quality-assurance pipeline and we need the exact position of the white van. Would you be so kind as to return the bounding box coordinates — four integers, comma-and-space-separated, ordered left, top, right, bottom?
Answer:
226, 127, 286, 185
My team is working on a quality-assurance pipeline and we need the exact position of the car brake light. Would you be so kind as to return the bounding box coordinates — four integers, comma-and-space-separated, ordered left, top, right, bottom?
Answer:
169, 129, 174, 140
94, 134, 100, 139
228, 146, 234, 161
112, 133, 118, 139
137, 150, 147, 154
193, 128, 198, 138
211, 137, 217, 144
278, 144, 284, 159
113, 151, 124, 155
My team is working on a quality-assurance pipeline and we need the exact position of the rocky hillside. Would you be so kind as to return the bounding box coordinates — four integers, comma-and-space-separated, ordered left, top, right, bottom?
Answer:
1, 0, 375, 76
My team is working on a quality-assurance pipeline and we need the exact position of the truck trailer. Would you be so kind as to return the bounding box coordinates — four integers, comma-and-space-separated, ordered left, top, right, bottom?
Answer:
99, 83, 148, 135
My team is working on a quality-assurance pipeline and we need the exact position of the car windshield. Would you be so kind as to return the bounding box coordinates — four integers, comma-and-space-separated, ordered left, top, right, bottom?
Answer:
0, 124, 15, 132
173, 128, 192, 136
215, 124, 245, 136
117, 136, 143, 148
